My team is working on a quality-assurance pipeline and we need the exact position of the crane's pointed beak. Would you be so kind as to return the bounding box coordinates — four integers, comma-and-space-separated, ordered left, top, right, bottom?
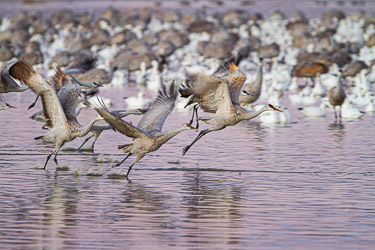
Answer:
274, 106, 283, 112
5, 103, 16, 109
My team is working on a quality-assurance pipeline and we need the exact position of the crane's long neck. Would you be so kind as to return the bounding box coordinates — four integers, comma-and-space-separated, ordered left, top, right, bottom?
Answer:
254, 63, 263, 88
335, 75, 345, 94
76, 117, 100, 138
158, 126, 187, 144
239, 106, 268, 121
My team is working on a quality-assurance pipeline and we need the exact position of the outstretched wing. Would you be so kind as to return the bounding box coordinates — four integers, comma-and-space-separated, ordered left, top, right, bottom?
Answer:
212, 54, 247, 104
212, 53, 243, 78
214, 81, 234, 117
179, 71, 229, 113
95, 99, 148, 139
58, 84, 80, 123
64, 56, 98, 75
138, 81, 177, 134
9, 61, 66, 128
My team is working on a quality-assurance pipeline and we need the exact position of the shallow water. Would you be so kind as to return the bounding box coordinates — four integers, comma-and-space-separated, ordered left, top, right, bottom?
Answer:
1, 86, 375, 248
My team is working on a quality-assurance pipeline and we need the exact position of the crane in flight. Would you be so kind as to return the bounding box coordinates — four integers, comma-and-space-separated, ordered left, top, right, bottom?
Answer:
9, 60, 103, 169
180, 56, 282, 155
95, 81, 196, 178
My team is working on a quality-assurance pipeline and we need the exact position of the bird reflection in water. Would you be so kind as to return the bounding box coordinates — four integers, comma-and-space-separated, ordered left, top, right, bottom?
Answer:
182, 172, 244, 244
328, 122, 346, 145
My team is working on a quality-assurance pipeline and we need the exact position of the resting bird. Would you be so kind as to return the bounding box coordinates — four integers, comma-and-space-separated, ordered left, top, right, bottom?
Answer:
95, 81, 196, 178
9, 60, 102, 169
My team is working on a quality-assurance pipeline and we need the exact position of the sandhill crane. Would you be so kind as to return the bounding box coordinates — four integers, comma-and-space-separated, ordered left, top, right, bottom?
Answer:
181, 67, 282, 155
0, 61, 29, 108
77, 108, 148, 152
28, 65, 100, 129
239, 60, 263, 105
27, 57, 100, 110
95, 82, 195, 178
328, 70, 346, 122
180, 54, 250, 128
9, 61, 102, 169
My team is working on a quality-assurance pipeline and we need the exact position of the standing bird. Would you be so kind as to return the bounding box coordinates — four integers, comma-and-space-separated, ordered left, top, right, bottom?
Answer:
328, 70, 346, 122
0, 61, 28, 108
95, 82, 195, 178
181, 70, 282, 156
180, 54, 249, 128
77, 108, 148, 152
9, 61, 102, 169
239, 59, 263, 105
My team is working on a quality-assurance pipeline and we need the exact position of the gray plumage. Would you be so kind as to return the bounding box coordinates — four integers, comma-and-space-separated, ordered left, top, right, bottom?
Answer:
182, 76, 282, 156
95, 81, 195, 178
9, 60, 102, 169
0, 61, 28, 108
328, 71, 346, 122
239, 61, 263, 105
179, 54, 247, 128
77, 109, 147, 152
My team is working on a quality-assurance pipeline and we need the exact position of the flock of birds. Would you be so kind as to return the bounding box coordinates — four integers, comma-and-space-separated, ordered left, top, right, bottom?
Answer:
1, 6, 375, 177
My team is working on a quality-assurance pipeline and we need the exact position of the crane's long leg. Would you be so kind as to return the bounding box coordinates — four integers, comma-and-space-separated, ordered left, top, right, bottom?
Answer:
125, 154, 145, 178
43, 152, 54, 169
188, 104, 199, 129
53, 142, 65, 166
28, 95, 39, 110
42, 142, 64, 169
333, 106, 337, 123
182, 129, 210, 156
114, 153, 132, 167
77, 134, 95, 150
90, 131, 102, 151
339, 105, 342, 123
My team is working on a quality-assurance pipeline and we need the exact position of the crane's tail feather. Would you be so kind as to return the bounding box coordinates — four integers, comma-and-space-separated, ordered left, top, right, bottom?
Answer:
34, 135, 44, 140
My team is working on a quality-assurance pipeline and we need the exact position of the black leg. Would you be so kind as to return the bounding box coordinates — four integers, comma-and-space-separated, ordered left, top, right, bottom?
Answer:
125, 162, 136, 177
339, 106, 342, 123
77, 135, 94, 150
53, 151, 59, 165
114, 153, 132, 167
333, 107, 337, 123
43, 152, 53, 170
182, 129, 210, 156
28, 95, 39, 110
194, 105, 199, 129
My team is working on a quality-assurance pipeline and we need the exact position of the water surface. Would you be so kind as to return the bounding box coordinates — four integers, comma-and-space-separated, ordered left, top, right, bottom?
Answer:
1, 87, 375, 248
